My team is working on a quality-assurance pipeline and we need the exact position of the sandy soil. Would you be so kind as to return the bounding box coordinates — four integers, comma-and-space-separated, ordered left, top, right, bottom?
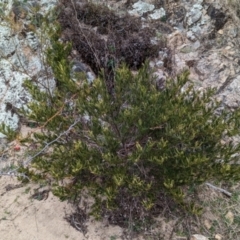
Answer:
0, 176, 123, 240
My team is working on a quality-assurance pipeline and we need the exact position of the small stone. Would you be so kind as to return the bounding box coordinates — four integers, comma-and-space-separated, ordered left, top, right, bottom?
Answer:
204, 219, 212, 229
225, 46, 231, 50
218, 29, 223, 34
186, 4, 203, 26
149, 8, 166, 20
187, 31, 196, 41
156, 60, 164, 67
191, 234, 208, 240
220, 139, 226, 145
225, 211, 234, 224
72, 61, 87, 73
215, 234, 223, 240
86, 72, 95, 84
128, 0, 154, 16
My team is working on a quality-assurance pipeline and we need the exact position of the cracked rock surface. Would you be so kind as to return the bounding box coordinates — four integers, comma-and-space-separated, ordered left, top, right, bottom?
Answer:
0, 0, 57, 136
0, 0, 240, 135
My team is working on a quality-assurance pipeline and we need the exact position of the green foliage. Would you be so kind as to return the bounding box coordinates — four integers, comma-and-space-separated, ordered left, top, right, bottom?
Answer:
0, 123, 18, 141
20, 24, 240, 219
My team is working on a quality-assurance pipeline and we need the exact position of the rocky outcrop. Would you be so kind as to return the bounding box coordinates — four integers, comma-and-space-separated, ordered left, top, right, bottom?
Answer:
0, 0, 57, 136
0, 0, 240, 133
124, 0, 240, 110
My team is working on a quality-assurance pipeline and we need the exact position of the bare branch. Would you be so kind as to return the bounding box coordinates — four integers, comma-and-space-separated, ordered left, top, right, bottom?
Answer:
205, 182, 232, 197
0, 117, 82, 178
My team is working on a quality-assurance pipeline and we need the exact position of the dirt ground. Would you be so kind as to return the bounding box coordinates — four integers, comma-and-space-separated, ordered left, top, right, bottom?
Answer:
0, 176, 123, 240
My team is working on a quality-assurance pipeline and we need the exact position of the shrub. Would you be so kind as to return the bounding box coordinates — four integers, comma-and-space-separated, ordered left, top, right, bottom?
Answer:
15, 23, 240, 222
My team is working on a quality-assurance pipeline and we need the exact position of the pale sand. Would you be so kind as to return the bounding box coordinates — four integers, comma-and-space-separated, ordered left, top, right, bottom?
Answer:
0, 177, 123, 240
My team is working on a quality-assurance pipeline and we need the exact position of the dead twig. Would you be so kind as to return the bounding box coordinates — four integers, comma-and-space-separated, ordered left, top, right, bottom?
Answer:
205, 182, 232, 197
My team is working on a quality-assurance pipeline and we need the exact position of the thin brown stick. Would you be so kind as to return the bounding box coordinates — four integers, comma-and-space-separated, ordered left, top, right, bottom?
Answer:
205, 182, 232, 197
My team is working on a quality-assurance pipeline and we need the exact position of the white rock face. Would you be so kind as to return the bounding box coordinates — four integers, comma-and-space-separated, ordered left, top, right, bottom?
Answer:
186, 4, 203, 25
1, 0, 240, 138
127, 0, 167, 21
149, 8, 166, 20
0, 0, 57, 137
128, 0, 155, 16
0, 25, 18, 58
219, 76, 240, 108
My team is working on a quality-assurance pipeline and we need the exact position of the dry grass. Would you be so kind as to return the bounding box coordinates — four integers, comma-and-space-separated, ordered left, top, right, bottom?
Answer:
125, 182, 240, 239
197, 182, 240, 239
